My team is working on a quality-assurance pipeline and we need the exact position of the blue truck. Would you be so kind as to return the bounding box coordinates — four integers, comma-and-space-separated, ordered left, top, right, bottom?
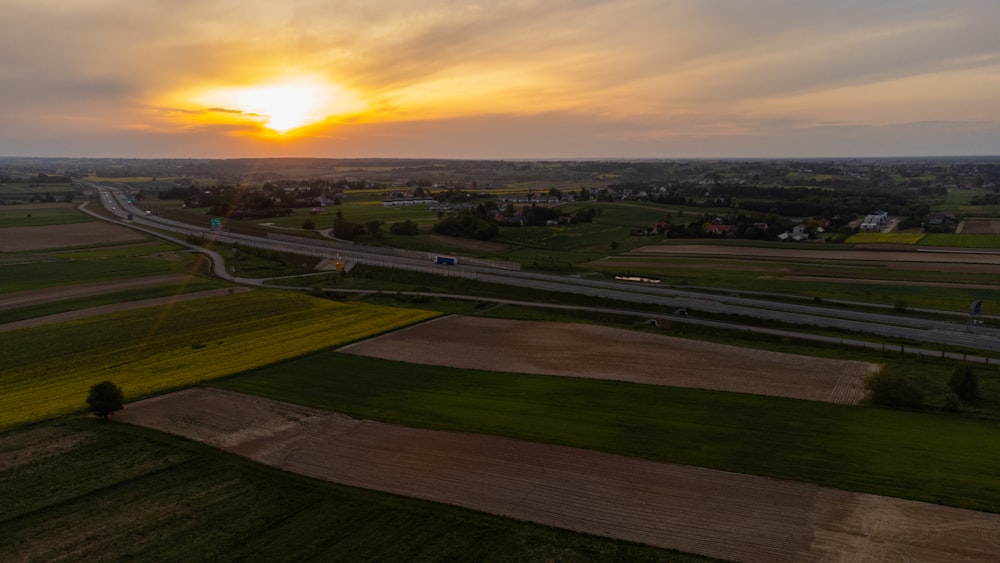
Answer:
434, 255, 458, 265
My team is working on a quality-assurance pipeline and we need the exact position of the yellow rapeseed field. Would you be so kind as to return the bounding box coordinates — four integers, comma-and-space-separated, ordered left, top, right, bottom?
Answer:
845, 232, 925, 244
0, 291, 437, 430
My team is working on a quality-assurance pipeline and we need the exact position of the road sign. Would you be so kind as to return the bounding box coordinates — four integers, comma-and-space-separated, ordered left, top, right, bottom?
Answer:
970, 300, 983, 316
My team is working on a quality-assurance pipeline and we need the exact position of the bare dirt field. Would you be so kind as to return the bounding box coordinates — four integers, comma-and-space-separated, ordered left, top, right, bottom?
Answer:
0, 222, 147, 252
117, 388, 1000, 563
959, 220, 1000, 234
339, 316, 877, 404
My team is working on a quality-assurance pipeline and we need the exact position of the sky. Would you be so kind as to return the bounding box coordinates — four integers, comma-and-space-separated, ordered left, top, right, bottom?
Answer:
2, 0, 999, 160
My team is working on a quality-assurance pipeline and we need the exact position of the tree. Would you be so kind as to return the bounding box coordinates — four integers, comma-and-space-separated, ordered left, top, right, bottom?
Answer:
87, 381, 124, 419
302, 219, 315, 230
865, 372, 925, 409
389, 220, 420, 235
949, 364, 979, 401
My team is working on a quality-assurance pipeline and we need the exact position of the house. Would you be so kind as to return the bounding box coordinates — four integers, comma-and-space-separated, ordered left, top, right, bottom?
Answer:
703, 222, 736, 237
860, 211, 890, 232
928, 212, 955, 225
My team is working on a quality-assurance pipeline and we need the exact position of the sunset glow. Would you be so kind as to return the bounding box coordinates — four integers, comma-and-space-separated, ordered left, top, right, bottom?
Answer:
3, 1, 999, 158
186, 77, 368, 135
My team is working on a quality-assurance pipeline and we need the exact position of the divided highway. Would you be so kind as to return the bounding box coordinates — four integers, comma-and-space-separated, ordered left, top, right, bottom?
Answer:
88, 183, 1000, 354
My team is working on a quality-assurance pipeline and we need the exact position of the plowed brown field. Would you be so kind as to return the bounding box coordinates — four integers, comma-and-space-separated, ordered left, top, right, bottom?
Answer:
959, 220, 1000, 234
339, 316, 879, 404
118, 388, 1000, 562
0, 222, 145, 251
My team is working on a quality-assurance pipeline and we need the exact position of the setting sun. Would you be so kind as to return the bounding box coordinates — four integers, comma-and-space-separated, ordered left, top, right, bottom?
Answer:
180, 76, 368, 135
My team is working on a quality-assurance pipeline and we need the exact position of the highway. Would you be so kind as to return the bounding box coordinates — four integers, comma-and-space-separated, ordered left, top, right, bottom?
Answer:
86, 183, 1000, 354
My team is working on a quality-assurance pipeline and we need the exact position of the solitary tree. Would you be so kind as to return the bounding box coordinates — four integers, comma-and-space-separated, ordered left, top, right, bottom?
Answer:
949, 364, 979, 401
87, 381, 124, 419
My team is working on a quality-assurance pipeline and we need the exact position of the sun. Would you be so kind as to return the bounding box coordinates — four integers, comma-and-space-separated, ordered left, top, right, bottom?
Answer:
185, 76, 367, 135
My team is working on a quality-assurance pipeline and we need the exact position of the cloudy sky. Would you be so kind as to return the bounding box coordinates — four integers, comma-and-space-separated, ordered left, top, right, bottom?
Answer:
2, 0, 998, 159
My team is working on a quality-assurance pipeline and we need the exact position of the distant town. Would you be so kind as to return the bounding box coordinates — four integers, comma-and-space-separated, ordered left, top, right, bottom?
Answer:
3, 156, 998, 244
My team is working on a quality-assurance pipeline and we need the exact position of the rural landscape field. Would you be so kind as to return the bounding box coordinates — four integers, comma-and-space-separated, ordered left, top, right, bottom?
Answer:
3, 157, 1000, 561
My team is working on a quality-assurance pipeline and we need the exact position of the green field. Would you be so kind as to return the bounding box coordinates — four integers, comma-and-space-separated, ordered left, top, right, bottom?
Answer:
215, 352, 1000, 513
0, 420, 702, 562
936, 188, 1000, 214
0, 280, 228, 324
920, 233, 1000, 249
53, 241, 182, 259
595, 253, 1000, 312
0, 291, 437, 430
0, 181, 75, 193
0, 253, 191, 294
0, 203, 93, 227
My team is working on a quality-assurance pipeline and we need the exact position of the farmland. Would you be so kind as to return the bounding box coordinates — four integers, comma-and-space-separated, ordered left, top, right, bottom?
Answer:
0, 202, 94, 228
0, 248, 191, 293
0, 222, 152, 252
117, 387, 1000, 562
0, 291, 438, 430
602, 243, 1000, 311
0, 274, 228, 325
4, 156, 1000, 560
212, 351, 1000, 513
0, 419, 699, 563
844, 232, 925, 244
339, 315, 876, 404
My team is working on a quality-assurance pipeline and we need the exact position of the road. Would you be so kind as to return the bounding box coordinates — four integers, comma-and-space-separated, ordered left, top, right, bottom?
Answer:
85, 183, 1000, 354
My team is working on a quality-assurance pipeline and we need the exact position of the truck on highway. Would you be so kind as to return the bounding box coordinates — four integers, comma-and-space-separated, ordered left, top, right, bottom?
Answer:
434, 255, 458, 265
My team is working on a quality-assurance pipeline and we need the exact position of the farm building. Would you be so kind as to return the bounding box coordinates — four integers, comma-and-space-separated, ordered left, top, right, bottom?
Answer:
859, 211, 889, 232
381, 197, 437, 207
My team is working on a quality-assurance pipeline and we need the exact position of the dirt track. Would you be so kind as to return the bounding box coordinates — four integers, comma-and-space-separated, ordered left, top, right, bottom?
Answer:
117, 388, 1000, 562
339, 316, 878, 404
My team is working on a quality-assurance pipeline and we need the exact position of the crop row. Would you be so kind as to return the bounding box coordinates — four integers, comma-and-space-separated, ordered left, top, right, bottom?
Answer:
0, 291, 438, 430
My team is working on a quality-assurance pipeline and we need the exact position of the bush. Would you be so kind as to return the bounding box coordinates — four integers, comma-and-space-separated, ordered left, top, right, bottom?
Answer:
944, 393, 963, 413
865, 371, 925, 409
949, 364, 979, 401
